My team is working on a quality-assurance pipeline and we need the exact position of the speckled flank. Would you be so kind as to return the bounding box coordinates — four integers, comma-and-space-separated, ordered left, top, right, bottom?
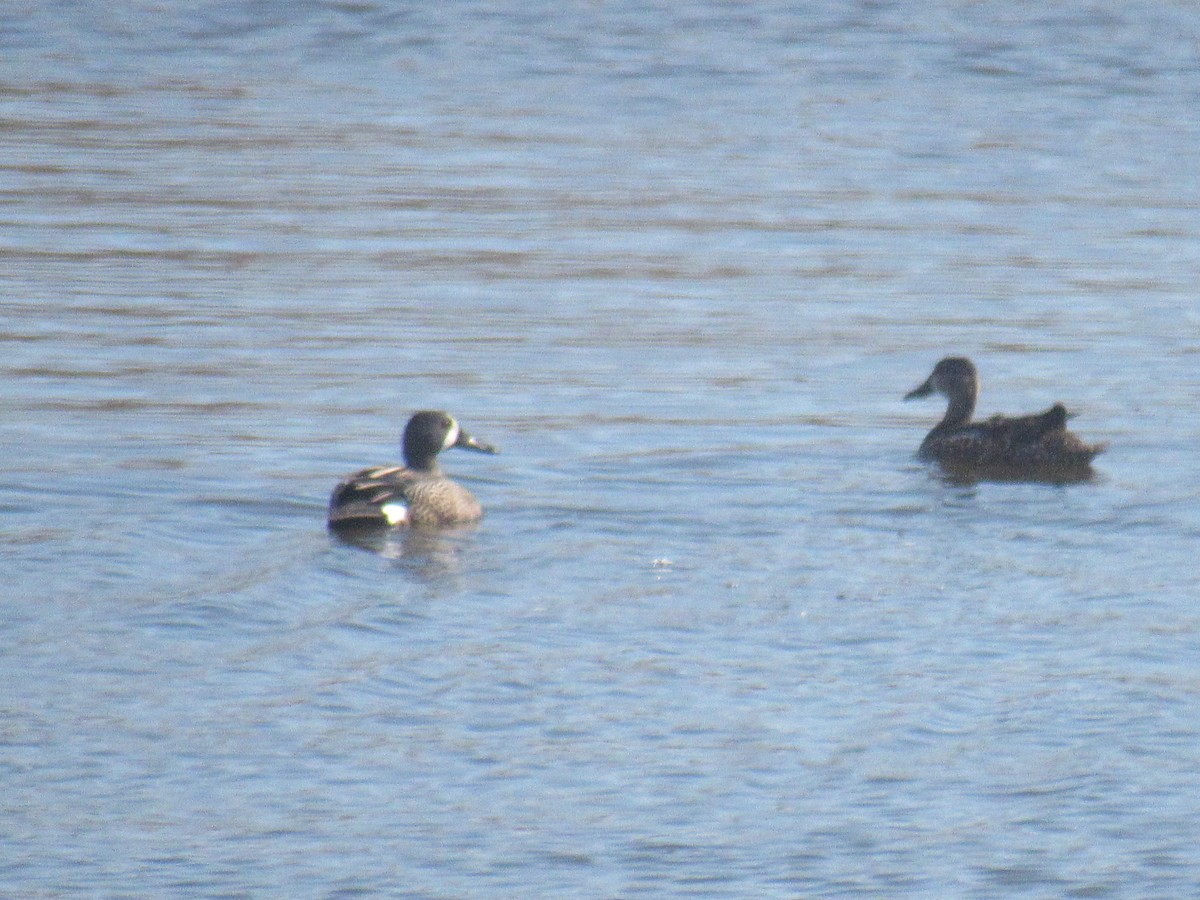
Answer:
393, 476, 484, 528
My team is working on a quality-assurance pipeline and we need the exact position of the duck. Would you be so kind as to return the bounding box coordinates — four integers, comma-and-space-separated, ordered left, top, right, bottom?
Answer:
328, 410, 498, 531
904, 357, 1104, 482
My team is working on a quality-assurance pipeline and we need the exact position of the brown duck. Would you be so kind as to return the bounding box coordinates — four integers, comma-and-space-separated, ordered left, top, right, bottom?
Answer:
904, 357, 1104, 482
328, 411, 498, 530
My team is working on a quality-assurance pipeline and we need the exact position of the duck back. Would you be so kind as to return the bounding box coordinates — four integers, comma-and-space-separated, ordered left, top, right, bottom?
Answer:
328, 465, 484, 530
920, 404, 1104, 481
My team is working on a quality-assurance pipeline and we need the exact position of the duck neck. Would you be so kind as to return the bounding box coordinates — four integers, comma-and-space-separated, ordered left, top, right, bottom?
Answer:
404, 454, 442, 475
938, 390, 976, 430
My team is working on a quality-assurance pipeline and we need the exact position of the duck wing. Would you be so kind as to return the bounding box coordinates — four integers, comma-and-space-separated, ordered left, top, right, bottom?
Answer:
328, 465, 415, 527
977, 403, 1068, 449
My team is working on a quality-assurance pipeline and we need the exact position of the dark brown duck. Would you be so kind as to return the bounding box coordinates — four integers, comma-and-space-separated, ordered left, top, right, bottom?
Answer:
329, 410, 498, 531
904, 357, 1104, 482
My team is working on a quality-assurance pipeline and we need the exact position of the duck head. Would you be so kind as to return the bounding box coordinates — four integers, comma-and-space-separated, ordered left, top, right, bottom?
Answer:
403, 410, 498, 472
905, 357, 979, 427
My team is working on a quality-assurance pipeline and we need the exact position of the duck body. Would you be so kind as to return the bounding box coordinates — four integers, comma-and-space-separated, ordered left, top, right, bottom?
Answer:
328, 411, 497, 531
905, 357, 1104, 482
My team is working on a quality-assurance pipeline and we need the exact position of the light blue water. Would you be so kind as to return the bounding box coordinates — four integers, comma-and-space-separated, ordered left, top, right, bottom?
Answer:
3, 1, 1200, 896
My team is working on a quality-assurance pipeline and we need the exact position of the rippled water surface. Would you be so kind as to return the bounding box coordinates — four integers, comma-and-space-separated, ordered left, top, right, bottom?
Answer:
4, 1, 1200, 896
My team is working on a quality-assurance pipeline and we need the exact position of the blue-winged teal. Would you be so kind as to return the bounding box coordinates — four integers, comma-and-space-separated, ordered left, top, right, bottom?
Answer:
328, 411, 498, 530
904, 357, 1104, 481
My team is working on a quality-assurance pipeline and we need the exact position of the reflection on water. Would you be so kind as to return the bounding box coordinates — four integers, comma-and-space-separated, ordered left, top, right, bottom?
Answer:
3, 1, 1200, 896
331, 521, 480, 576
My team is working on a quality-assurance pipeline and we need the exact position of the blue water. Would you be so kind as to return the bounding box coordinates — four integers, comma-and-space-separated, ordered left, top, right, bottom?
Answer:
3, 1, 1200, 896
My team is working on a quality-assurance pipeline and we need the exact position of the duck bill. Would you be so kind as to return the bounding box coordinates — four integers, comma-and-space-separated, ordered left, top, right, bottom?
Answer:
904, 378, 934, 401
455, 430, 499, 454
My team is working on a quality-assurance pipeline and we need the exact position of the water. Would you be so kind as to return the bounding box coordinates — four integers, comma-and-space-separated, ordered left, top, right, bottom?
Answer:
3, 1, 1200, 895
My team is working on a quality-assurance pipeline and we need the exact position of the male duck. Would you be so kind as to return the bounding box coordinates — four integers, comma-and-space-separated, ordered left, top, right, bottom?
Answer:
328, 410, 498, 530
904, 357, 1104, 482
